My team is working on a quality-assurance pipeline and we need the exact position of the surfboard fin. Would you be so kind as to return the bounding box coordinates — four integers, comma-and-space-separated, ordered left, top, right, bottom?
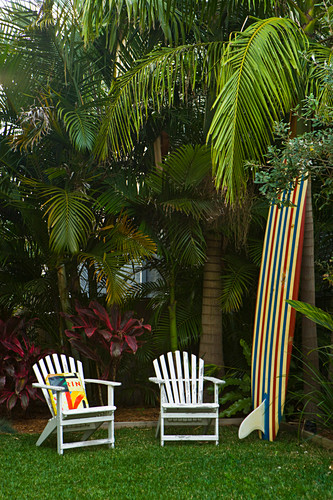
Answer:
238, 400, 266, 439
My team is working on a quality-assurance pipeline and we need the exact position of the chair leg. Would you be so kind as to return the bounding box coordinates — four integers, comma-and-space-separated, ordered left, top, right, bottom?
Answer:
155, 415, 161, 438
81, 422, 102, 441
204, 418, 212, 434
160, 416, 164, 447
57, 422, 63, 455
108, 418, 115, 448
215, 415, 219, 445
36, 419, 57, 447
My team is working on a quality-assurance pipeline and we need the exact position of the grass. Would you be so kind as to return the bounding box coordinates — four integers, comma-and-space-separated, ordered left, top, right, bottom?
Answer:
0, 426, 332, 499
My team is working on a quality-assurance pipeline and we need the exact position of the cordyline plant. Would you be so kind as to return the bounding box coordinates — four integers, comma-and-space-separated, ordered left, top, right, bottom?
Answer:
63, 301, 151, 381
0, 317, 43, 412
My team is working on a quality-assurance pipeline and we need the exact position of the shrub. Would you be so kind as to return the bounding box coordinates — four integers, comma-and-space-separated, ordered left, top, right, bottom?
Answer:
287, 300, 333, 431
219, 339, 252, 417
63, 301, 151, 381
0, 317, 43, 411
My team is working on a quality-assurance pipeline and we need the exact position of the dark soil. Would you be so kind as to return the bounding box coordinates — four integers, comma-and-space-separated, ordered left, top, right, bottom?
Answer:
1, 401, 160, 434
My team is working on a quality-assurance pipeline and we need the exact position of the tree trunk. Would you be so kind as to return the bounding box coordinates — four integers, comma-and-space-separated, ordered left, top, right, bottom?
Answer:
291, 97, 319, 424
199, 233, 224, 374
57, 262, 71, 345
88, 262, 97, 300
300, 177, 320, 424
153, 131, 169, 169
169, 271, 178, 352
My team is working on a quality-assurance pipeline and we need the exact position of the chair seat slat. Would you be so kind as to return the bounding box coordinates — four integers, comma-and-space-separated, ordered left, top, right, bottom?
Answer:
52, 354, 62, 373
198, 358, 204, 404
183, 352, 191, 404
60, 354, 69, 373
167, 351, 180, 404
45, 355, 55, 375
160, 355, 174, 404
191, 354, 197, 404
175, 351, 185, 404
69, 357, 77, 373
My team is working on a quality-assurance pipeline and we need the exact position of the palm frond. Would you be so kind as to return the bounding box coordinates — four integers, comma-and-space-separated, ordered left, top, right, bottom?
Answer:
220, 255, 257, 312
147, 144, 215, 220
130, 277, 168, 306
308, 42, 333, 118
79, 252, 133, 305
247, 237, 264, 267
175, 300, 202, 349
94, 44, 204, 158
208, 17, 307, 201
58, 106, 99, 152
163, 144, 212, 188
41, 187, 95, 254
160, 198, 214, 219
94, 172, 147, 215
164, 217, 206, 267
98, 215, 157, 262
79, 0, 201, 48
78, 216, 156, 304
151, 295, 202, 352
287, 300, 333, 331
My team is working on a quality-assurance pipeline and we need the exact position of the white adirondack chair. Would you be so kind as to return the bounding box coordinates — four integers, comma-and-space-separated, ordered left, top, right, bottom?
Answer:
149, 351, 225, 446
32, 354, 121, 455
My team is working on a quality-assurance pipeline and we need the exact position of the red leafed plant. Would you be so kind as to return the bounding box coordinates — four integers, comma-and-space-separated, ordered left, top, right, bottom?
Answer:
63, 301, 151, 380
0, 317, 43, 412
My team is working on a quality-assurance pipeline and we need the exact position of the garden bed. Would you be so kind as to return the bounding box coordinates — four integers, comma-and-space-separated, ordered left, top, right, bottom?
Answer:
4, 406, 160, 434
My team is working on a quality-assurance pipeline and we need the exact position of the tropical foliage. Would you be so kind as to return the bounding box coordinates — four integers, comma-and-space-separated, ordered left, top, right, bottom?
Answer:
64, 301, 151, 380
0, 316, 44, 411
139, 144, 214, 351
0, 1, 156, 338
287, 300, 333, 333
1, 0, 332, 417
219, 339, 252, 418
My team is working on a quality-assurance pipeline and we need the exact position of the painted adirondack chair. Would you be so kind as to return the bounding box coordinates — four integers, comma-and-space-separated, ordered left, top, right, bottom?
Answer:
149, 351, 225, 446
32, 354, 121, 455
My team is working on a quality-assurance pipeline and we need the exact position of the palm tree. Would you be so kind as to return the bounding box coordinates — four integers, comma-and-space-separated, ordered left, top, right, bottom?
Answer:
76, 0, 258, 367
77, 1, 332, 380
139, 144, 215, 352
206, 3, 332, 404
0, 1, 156, 342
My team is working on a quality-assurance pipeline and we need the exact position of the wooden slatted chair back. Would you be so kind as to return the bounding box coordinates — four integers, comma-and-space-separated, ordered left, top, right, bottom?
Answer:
33, 354, 85, 416
153, 351, 204, 405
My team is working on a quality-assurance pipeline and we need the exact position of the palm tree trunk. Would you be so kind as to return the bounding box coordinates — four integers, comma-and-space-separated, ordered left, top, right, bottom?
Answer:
88, 262, 97, 300
199, 233, 224, 374
300, 177, 320, 423
169, 271, 178, 352
292, 97, 320, 422
57, 262, 71, 345
291, 108, 320, 422
153, 136, 162, 169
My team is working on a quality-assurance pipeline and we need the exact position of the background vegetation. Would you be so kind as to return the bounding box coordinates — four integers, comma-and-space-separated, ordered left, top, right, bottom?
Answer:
0, 1, 332, 428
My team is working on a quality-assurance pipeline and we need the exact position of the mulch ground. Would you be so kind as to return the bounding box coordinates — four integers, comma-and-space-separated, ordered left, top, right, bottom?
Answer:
2, 406, 160, 434
3, 405, 333, 441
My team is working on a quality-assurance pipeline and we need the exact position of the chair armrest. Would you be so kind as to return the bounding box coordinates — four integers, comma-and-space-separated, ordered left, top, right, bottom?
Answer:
32, 383, 65, 392
203, 376, 226, 385
84, 379, 121, 387
149, 377, 164, 385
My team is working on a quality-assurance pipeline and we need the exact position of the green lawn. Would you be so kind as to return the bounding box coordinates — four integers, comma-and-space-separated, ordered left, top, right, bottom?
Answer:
0, 426, 332, 499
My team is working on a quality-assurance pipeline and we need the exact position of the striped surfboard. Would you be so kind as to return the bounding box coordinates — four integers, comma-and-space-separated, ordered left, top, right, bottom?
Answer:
239, 178, 308, 441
